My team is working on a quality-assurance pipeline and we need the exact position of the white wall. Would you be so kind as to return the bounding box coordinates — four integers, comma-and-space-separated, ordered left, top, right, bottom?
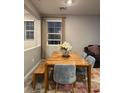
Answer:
24, 10, 41, 49
24, 0, 40, 19
65, 16, 100, 55
45, 16, 100, 57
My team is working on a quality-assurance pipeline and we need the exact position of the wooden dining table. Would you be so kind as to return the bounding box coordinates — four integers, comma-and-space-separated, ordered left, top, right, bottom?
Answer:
44, 51, 91, 93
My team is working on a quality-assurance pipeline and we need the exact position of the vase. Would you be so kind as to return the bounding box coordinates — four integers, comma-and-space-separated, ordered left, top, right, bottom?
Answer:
62, 49, 70, 57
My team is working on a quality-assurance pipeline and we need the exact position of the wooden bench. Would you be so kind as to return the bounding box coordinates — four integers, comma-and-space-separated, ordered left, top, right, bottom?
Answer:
32, 62, 45, 90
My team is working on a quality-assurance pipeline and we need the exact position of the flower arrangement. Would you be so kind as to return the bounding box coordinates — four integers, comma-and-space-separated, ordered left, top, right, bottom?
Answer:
60, 41, 72, 57
60, 41, 72, 51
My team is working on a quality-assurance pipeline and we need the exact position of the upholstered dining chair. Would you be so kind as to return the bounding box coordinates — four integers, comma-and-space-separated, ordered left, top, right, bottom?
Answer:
53, 64, 76, 93
82, 51, 87, 58
76, 52, 87, 77
86, 55, 96, 68
77, 55, 96, 80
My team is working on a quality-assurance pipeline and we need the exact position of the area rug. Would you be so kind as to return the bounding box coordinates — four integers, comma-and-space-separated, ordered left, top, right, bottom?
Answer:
24, 68, 100, 93
50, 81, 99, 93
48, 68, 100, 93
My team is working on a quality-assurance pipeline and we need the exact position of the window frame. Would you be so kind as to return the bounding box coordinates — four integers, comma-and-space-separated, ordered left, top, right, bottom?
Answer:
46, 20, 62, 46
24, 20, 35, 41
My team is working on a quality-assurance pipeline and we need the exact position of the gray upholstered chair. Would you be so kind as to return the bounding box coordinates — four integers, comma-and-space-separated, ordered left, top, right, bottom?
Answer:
86, 55, 95, 68
77, 55, 96, 80
53, 64, 76, 93
76, 51, 87, 76
82, 51, 87, 58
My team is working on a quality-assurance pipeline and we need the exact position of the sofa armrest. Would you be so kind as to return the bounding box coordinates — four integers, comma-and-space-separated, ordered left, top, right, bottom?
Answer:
84, 47, 89, 53
84, 47, 95, 57
87, 51, 96, 57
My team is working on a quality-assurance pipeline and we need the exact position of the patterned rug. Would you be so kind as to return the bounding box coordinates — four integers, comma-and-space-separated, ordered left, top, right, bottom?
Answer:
24, 68, 100, 93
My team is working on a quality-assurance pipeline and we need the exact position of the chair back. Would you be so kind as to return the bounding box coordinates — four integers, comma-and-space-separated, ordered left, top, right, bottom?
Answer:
86, 55, 95, 68
53, 64, 76, 84
82, 51, 87, 58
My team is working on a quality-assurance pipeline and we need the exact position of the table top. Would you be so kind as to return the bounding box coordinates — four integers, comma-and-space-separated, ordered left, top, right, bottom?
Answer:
46, 51, 90, 66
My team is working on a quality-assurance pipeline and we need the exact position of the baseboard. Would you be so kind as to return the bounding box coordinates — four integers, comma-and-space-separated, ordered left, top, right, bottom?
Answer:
24, 60, 41, 82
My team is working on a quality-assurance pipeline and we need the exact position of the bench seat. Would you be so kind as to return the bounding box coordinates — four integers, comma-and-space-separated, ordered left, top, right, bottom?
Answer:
32, 62, 45, 90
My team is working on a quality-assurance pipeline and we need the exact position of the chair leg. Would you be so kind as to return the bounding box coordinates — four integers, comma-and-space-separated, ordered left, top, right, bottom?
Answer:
55, 83, 58, 93
72, 82, 76, 93
72, 83, 75, 93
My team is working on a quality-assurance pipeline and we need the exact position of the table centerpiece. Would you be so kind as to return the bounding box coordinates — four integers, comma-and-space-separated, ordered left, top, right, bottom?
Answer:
60, 41, 72, 57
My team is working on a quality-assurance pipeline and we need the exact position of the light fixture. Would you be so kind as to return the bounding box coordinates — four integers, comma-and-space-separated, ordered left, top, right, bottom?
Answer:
66, 0, 73, 5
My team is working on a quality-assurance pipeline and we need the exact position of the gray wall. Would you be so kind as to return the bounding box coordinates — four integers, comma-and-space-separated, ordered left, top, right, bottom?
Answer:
24, 46, 41, 75
24, 0, 41, 76
65, 16, 100, 55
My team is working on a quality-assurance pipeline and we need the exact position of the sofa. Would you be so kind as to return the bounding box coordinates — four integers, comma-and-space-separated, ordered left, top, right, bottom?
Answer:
84, 45, 100, 68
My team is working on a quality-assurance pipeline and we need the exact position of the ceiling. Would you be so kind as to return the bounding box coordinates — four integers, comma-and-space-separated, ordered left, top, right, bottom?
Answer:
31, 0, 100, 16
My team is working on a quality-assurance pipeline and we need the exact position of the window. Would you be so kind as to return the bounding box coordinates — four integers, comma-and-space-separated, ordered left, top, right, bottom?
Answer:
24, 21, 34, 40
47, 21, 62, 45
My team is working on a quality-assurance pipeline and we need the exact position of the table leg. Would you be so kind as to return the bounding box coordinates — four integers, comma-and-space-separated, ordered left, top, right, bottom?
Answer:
45, 65, 48, 93
87, 65, 91, 93
32, 74, 36, 90
42, 74, 45, 89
